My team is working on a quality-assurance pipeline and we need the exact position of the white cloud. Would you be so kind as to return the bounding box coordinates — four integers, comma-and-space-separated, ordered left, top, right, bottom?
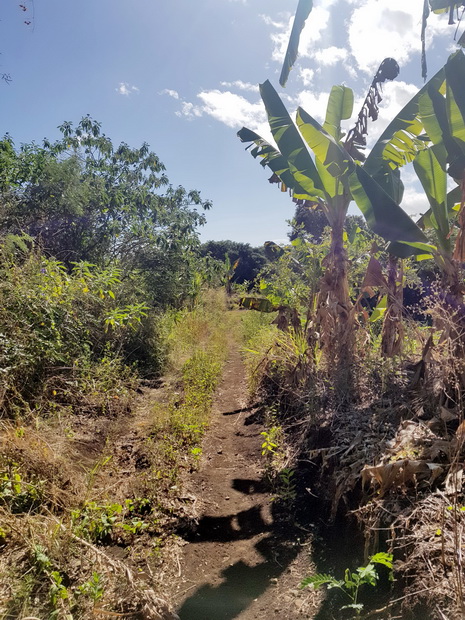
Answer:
262, 5, 331, 63
176, 101, 203, 119
116, 82, 140, 96
314, 46, 348, 66
401, 185, 429, 218
175, 89, 270, 137
290, 89, 331, 123
347, 0, 451, 74
160, 89, 180, 99
220, 80, 259, 93
298, 68, 315, 86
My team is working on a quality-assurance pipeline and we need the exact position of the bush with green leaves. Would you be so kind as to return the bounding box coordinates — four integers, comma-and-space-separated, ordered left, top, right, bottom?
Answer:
0, 246, 148, 416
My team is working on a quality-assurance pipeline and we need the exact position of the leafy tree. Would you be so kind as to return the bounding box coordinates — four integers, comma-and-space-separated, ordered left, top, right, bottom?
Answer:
199, 240, 266, 286
0, 116, 211, 308
289, 202, 328, 242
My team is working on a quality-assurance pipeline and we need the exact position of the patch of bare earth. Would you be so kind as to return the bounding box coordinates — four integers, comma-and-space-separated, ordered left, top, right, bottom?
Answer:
171, 345, 321, 620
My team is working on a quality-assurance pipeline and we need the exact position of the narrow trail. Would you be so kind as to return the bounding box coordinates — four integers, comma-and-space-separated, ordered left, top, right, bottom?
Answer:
172, 340, 319, 620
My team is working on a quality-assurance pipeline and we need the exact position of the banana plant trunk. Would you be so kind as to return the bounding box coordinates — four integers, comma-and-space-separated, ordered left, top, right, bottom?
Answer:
381, 255, 404, 357
317, 213, 354, 380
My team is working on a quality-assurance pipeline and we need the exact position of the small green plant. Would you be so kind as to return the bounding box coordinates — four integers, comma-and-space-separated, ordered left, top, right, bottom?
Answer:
276, 467, 297, 504
104, 303, 149, 331
71, 501, 122, 543
191, 446, 203, 460
0, 464, 44, 513
49, 570, 69, 608
300, 552, 393, 617
32, 544, 52, 571
0, 525, 9, 544
260, 427, 279, 455
77, 572, 105, 602
120, 518, 148, 535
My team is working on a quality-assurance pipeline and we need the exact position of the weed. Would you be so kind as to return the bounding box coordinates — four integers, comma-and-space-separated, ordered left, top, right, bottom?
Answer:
32, 544, 52, 571
260, 428, 279, 455
120, 518, 148, 535
191, 447, 202, 460
276, 467, 297, 504
301, 552, 393, 617
49, 570, 69, 609
0, 464, 44, 513
71, 501, 122, 543
77, 572, 105, 602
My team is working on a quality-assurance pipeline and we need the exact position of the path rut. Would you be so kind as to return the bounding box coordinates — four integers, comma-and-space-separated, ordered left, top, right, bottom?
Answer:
173, 343, 319, 620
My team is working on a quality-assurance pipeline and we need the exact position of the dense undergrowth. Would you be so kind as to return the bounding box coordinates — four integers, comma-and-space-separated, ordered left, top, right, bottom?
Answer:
239, 250, 465, 619
0, 284, 230, 619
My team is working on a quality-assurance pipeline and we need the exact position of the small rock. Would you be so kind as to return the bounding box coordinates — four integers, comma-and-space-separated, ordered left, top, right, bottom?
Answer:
225, 496, 230, 500
217, 449, 223, 454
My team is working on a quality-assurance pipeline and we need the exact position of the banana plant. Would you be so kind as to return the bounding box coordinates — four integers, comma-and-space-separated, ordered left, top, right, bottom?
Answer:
238, 66, 427, 364
223, 254, 240, 297
377, 52, 465, 299
356, 51, 465, 357
349, 63, 447, 355
239, 81, 356, 367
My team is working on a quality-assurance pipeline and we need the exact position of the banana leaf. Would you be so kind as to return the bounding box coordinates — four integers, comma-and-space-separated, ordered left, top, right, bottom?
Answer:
421, 0, 430, 80
417, 184, 461, 228
240, 297, 277, 312
297, 105, 354, 181
322, 85, 354, 141
237, 127, 311, 199
279, 0, 313, 88
429, 0, 463, 12
294, 87, 354, 203
444, 51, 465, 148
413, 145, 451, 252
419, 83, 463, 162
349, 165, 429, 251
364, 66, 446, 186
259, 80, 326, 201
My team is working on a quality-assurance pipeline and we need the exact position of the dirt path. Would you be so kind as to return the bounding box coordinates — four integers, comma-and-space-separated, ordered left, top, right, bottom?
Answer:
172, 343, 320, 620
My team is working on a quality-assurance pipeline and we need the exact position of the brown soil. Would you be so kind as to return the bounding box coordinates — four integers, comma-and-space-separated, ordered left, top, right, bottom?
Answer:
172, 344, 321, 620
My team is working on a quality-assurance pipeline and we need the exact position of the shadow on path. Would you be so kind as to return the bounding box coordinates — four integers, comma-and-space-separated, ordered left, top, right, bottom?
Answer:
177, 478, 308, 620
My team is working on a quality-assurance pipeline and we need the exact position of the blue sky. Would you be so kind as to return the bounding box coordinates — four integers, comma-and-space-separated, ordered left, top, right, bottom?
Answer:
0, 0, 458, 246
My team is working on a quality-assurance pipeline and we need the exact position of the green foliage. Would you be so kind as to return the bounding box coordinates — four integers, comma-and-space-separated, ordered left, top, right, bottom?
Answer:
49, 571, 69, 609
289, 203, 328, 242
277, 467, 297, 504
71, 498, 151, 543
71, 501, 123, 543
301, 553, 394, 617
182, 351, 222, 414
0, 117, 211, 311
0, 249, 144, 416
0, 463, 44, 513
257, 236, 326, 311
261, 428, 279, 455
31, 545, 52, 572
77, 572, 105, 602
200, 240, 267, 286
